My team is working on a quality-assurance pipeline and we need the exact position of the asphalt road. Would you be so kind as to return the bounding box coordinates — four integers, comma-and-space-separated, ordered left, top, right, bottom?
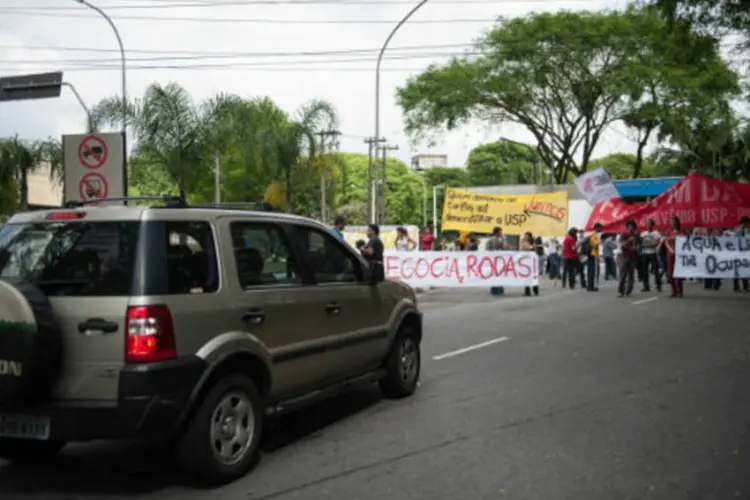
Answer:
2, 279, 750, 500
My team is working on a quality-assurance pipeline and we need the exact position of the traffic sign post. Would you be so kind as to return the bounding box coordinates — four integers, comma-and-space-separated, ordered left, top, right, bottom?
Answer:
63, 132, 125, 204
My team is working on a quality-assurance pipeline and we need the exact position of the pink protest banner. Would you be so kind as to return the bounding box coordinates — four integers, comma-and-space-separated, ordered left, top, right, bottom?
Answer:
384, 251, 539, 287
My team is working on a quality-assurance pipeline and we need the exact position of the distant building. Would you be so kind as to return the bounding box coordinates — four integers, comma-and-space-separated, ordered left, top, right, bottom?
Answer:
411, 154, 448, 171
27, 162, 63, 209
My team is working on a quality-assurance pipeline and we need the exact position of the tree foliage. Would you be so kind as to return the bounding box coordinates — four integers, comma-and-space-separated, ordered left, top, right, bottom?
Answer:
396, 8, 739, 183
465, 140, 542, 185
0, 136, 62, 212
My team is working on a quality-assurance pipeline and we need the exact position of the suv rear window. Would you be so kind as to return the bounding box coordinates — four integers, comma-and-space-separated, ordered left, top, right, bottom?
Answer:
0, 221, 139, 296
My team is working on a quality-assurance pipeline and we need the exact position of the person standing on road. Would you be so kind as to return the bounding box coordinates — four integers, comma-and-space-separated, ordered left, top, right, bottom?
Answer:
332, 215, 346, 240
617, 219, 640, 298
361, 224, 385, 282
486, 226, 507, 296
521, 232, 539, 296
562, 228, 580, 289
586, 223, 602, 292
640, 218, 662, 293
546, 237, 561, 279
660, 215, 683, 298
734, 217, 749, 293
602, 235, 617, 281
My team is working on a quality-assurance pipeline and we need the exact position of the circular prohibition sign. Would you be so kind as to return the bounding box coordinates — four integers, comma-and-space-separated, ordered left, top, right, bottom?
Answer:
78, 172, 109, 200
78, 134, 109, 169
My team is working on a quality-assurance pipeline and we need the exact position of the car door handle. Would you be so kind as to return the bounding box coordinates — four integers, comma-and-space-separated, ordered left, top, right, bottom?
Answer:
78, 318, 118, 335
325, 303, 341, 316
242, 309, 266, 325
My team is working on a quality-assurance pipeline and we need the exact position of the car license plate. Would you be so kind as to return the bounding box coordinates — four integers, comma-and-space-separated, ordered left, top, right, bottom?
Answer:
0, 415, 50, 440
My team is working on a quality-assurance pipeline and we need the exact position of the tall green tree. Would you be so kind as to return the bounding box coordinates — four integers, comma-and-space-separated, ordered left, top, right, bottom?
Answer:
396, 8, 739, 183
91, 82, 217, 199
465, 140, 541, 186
0, 136, 63, 211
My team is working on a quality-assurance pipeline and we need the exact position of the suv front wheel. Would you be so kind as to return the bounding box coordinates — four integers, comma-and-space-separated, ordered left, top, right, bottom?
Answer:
379, 326, 421, 399
176, 374, 264, 485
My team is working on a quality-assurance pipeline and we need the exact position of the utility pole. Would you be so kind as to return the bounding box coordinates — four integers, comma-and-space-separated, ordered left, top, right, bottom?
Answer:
316, 130, 341, 223
364, 136, 385, 224
378, 143, 399, 224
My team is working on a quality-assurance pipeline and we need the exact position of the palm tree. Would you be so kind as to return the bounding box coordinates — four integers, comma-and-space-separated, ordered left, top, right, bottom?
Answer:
0, 136, 63, 211
208, 96, 340, 212
91, 82, 217, 199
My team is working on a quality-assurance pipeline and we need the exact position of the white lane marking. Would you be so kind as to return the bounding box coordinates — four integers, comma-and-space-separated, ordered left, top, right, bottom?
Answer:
632, 297, 659, 305
432, 336, 511, 361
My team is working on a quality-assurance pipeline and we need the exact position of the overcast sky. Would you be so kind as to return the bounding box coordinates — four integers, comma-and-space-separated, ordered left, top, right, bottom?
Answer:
0, 0, 636, 167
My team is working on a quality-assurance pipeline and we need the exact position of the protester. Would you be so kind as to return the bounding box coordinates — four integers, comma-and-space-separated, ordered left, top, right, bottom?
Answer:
420, 224, 435, 251
521, 232, 539, 296
585, 223, 602, 292
546, 237, 561, 279
394, 226, 417, 251
734, 216, 750, 293
467, 237, 479, 251
660, 215, 684, 298
486, 226, 507, 295
360, 224, 384, 281
602, 235, 618, 281
640, 218, 662, 292
617, 219, 640, 298
332, 215, 346, 240
562, 228, 580, 289
704, 228, 724, 290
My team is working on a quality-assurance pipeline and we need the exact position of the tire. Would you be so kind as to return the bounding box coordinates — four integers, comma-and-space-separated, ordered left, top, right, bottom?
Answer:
379, 327, 421, 399
176, 375, 264, 486
0, 280, 64, 405
0, 438, 65, 463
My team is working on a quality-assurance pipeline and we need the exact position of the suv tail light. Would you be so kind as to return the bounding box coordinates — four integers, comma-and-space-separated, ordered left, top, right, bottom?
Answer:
126, 305, 177, 363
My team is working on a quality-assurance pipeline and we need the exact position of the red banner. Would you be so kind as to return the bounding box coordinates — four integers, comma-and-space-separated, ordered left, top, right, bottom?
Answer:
585, 173, 750, 232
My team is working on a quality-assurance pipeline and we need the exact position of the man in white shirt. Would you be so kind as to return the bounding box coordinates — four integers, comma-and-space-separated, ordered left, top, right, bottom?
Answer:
640, 218, 662, 292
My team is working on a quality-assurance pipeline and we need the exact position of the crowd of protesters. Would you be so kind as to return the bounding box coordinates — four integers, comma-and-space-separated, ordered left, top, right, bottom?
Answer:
331, 214, 750, 298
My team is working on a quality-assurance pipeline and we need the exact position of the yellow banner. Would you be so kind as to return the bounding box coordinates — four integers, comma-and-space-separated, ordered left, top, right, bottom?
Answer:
442, 188, 569, 236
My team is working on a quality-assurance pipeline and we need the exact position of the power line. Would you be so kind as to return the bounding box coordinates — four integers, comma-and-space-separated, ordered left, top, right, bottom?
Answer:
0, 9, 497, 23
0, 50, 479, 66
0, 0, 588, 9
0, 42, 474, 58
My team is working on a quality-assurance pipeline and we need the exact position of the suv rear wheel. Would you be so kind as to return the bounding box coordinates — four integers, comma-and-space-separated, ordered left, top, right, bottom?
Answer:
379, 326, 421, 399
0, 438, 65, 463
176, 375, 264, 485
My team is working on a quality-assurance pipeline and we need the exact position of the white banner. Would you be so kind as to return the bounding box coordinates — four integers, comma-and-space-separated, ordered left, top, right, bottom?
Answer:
384, 251, 540, 287
674, 236, 750, 278
574, 167, 620, 206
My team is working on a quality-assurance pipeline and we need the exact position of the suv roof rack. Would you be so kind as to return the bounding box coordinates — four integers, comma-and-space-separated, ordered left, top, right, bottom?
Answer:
64, 196, 187, 209
190, 201, 276, 211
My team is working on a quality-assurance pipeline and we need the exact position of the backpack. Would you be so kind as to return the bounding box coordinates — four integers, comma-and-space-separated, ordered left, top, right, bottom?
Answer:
580, 236, 592, 256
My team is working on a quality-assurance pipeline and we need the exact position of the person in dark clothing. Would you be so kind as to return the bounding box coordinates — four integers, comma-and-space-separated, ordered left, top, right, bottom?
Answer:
521, 232, 539, 296
618, 219, 640, 297
562, 228, 580, 289
361, 224, 384, 281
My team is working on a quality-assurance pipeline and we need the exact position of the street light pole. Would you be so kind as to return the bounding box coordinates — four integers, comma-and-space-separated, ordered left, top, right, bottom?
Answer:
432, 184, 444, 234
374, 0, 431, 223
73, 0, 127, 145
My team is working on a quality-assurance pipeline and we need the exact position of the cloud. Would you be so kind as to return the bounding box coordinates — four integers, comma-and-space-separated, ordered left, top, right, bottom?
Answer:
0, 0, 634, 167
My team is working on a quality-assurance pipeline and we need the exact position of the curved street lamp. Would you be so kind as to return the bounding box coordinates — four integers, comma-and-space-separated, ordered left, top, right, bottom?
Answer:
372, 0, 432, 223
72, 0, 127, 146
